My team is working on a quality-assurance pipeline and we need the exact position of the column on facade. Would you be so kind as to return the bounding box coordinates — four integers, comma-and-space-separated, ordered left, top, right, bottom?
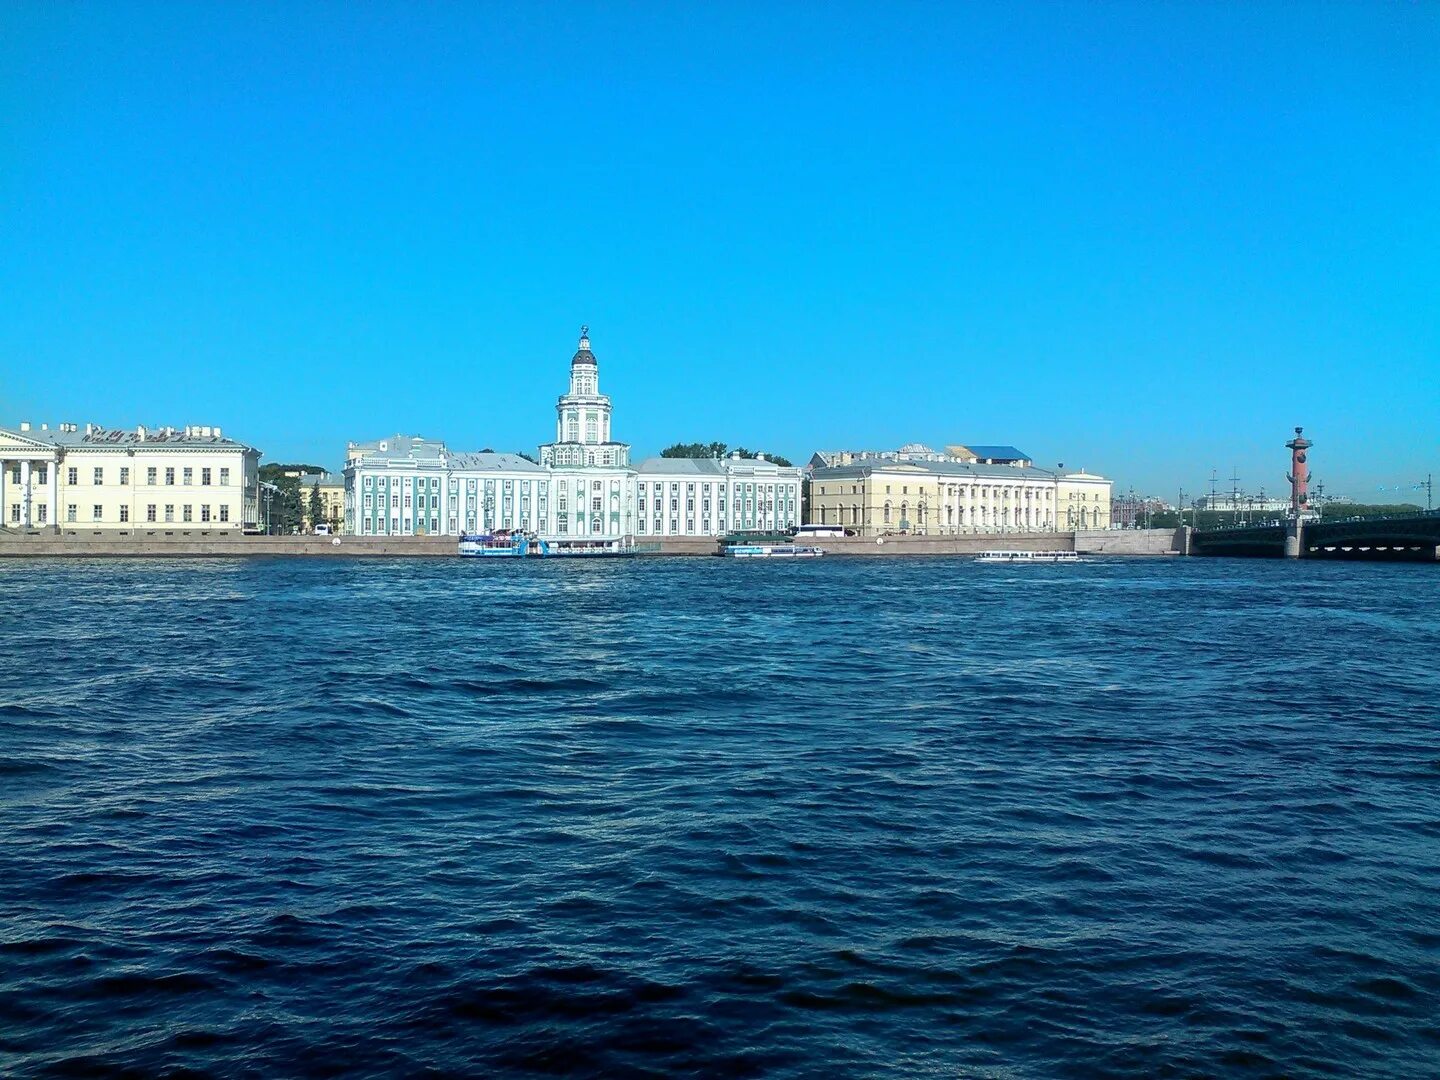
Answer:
48, 459, 58, 528
20, 459, 31, 526
0, 458, 6, 526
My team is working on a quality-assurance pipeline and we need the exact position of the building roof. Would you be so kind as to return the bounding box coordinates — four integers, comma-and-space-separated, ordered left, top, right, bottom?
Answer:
1, 423, 255, 451
635, 455, 800, 477
961, 444, 1031, 462
812, 459, 1067, 482
448, 452, 548, 473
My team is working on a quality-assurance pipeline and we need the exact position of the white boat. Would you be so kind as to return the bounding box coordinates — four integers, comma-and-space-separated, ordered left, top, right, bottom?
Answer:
975, 549, 1079, 563
723, 543, 825, 559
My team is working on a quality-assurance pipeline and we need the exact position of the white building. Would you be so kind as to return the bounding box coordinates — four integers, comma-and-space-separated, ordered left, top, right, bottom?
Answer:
344, 329, 803, 541
0, 422, 261, 531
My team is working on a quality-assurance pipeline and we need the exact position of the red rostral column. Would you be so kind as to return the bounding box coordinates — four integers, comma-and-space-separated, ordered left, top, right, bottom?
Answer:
1285, 426, 1312, 518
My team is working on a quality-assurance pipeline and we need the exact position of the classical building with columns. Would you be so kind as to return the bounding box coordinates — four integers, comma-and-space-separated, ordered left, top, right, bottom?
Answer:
0, 422, 261, 531
344, 329, 803, 541
807, 456, 1111, 536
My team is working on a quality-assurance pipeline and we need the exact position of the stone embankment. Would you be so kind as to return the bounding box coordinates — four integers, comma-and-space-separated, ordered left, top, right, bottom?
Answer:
1074, 528, 1186, 556
0, 528, 1187, 558
809, 532, 1073, 557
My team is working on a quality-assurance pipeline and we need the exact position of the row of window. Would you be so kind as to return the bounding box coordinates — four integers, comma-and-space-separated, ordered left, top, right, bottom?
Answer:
10, 503, 233, 524
6, 466, 233, 487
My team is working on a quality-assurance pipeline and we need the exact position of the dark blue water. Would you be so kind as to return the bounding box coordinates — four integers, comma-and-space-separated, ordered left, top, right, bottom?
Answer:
1, 556, 1437, 1078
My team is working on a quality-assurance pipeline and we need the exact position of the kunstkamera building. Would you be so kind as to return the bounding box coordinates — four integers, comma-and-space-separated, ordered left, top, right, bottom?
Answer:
344, 330, 802, 543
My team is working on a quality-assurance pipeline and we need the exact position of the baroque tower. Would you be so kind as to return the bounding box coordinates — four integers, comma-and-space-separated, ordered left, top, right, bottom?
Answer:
539, 327, 631, 469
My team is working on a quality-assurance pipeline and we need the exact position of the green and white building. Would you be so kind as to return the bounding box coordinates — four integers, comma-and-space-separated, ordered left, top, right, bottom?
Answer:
343, 329, 802, 540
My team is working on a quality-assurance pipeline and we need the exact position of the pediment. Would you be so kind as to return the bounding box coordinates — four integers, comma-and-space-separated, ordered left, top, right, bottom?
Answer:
0, 428, 55, 452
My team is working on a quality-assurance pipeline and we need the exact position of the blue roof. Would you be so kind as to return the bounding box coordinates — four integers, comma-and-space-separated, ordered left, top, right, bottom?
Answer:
965, 445, 1029, 461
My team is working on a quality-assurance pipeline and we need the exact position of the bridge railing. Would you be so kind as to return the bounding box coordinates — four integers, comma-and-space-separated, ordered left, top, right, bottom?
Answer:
1196, 509, 1440, 535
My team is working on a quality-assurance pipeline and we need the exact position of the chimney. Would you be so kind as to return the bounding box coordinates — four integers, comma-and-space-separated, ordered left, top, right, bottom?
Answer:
214, 426, 221, 439
20, 421, 29, 432
136, 425, 146, 441
756, 453, 767, 462
40, 423, 48, 431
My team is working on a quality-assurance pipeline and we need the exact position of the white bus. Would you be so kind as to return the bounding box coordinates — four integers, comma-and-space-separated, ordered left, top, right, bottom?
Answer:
795, 523, 846, 539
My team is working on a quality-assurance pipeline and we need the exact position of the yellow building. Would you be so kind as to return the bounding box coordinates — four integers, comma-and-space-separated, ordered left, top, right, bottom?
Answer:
1, 422, 261, 531
286, 469, 346, 533
808, 457, 1111, 536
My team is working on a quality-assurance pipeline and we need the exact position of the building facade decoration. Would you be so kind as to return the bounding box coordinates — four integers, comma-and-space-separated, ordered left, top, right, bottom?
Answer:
343, 330, 803, 540
808, 458, 1111, 535
0, 422, 261, 532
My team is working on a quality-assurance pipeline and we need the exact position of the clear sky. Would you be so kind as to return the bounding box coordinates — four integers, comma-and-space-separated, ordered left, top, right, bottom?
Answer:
3, 3, 1437, 501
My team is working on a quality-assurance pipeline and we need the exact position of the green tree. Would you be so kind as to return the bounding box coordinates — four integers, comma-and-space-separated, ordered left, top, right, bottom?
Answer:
660, 441, 792, 467
308, 483, 323, 531
516, 451, 538, 463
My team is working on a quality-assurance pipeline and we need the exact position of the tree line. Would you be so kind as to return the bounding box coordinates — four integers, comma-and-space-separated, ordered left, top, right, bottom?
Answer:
659, 442, 794, 468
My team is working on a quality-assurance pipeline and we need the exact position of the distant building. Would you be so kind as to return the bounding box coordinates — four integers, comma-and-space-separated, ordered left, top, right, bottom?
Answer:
810, 443, 1035, 469
0, 422, 261, 531
344, 330, 802, 539
289, 470, 345, 532
808, 456, 1111, 535
1193, 493, 1290, 513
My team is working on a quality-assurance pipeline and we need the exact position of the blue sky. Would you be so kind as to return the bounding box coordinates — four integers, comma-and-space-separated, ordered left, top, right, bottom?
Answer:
2, 3, 1437, 500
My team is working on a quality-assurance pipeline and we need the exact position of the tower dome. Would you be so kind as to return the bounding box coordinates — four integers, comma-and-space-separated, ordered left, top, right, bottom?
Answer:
572, 325, 596, 367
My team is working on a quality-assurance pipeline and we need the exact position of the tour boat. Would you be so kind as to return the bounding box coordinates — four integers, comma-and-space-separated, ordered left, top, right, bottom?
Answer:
459, 531, 529, 557
975, 549, 1079, 563
723, 543, 825, 559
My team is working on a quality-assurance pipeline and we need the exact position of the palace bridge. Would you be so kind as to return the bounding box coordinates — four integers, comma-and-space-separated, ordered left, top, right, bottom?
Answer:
1190, 510, 1440, 561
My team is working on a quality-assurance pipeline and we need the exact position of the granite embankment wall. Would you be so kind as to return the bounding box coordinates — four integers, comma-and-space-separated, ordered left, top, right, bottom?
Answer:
0, 530, 456, 558
1075, 528, 1186, 555
0, 529, 1187, 558
810, 532, 1074, 557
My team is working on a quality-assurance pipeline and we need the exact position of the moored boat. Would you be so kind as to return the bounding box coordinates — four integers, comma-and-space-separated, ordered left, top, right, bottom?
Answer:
975, 549, 1079, 563
459, 531, 529, 557
723, 543, 825, 558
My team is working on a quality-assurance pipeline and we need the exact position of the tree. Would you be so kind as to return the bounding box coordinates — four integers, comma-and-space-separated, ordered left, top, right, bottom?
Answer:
257, 464, 319, 534
516, 451, 538, 463
660, 441, 793, 467
308, 483, 323, 531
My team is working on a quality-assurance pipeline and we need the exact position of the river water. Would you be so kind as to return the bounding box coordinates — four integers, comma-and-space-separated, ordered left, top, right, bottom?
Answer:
1, 555, 1437, 1077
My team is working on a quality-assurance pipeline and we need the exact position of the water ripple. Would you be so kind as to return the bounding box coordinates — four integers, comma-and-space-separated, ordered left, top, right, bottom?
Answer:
1, 555, 1438, 1077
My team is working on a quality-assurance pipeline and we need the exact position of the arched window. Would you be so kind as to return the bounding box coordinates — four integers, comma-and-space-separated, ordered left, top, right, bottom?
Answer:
883, 502, 892, 524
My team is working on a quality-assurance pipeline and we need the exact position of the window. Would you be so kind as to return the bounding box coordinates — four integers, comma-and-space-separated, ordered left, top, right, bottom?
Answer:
119, 468, 129, 485
164, 505, 174, 522
8, 504, 18, 523
119, 506, 129, 523
201, 505, 211, 522
67, 504, 77, 522
183, 468, 193, 485
37, 505, 47, 523
183, 505, 193, 522
686, 499, 694, 512
147, 505, 157, 522
219, 506, 229, 523
92, 505, 102, 521
147, 467, 157, 485
592, 497, 602, 512
202, 468, 211, 485
165, 468, 175, 486
94, 468, 103, 485
68, 468, 78, 485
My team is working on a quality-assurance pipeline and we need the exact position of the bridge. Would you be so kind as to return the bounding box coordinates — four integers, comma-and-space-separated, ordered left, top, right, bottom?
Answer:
1190, 510, 1440, 561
